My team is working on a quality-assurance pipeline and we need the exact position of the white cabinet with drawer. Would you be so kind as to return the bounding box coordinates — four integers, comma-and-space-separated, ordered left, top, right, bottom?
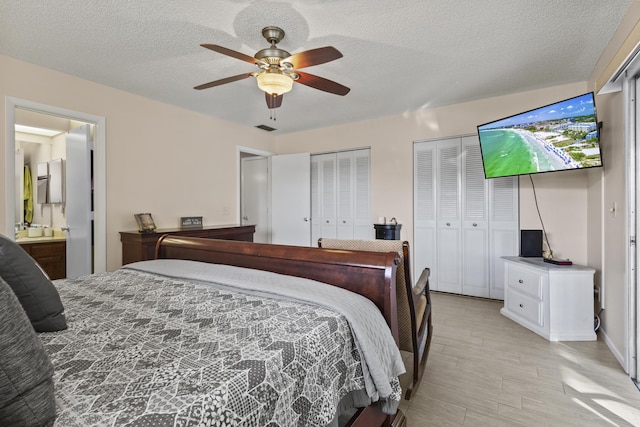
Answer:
501, 257, 596, 341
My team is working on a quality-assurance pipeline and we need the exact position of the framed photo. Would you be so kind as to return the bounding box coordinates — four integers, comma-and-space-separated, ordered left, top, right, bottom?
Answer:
181, 216, 203, 229
134, 213, 156, 233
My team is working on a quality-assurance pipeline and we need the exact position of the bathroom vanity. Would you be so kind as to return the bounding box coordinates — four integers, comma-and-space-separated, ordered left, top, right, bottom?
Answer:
18, 237, 66, 279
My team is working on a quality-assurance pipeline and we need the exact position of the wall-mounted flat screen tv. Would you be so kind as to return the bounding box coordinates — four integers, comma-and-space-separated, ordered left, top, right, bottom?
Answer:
477, 92, 602, 179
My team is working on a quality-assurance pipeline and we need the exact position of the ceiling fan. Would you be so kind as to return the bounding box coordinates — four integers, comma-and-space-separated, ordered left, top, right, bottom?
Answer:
194, 26, 350, 110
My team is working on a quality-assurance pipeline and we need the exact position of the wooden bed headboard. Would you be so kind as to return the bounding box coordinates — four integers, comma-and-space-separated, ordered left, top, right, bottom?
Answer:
154, 235, 400, 344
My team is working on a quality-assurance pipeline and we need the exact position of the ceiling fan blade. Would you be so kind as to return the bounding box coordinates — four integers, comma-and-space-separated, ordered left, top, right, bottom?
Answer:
194, 72, 254, 90
265, 93, 283, 109
201, 44, 257, 64
296, 71, 350, 96
284, 46, 343, 69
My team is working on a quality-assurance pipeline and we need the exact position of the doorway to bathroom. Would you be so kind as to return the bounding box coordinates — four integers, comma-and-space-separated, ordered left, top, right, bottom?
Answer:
5, 97, 106, 276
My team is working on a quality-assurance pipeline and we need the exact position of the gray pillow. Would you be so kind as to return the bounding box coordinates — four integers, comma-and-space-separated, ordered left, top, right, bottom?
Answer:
0, 276, 57, 426
0, 234, 67, 332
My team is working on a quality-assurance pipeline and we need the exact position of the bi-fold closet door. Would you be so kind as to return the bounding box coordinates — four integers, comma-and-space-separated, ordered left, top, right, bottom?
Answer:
311, 148, 371, 244
413, 135, 518, 299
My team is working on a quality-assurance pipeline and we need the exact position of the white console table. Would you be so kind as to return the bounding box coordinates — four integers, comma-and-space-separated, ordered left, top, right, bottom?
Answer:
501, 257, 596, 341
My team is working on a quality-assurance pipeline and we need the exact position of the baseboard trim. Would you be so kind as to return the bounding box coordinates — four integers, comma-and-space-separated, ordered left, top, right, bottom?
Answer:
599, 326, 629, 374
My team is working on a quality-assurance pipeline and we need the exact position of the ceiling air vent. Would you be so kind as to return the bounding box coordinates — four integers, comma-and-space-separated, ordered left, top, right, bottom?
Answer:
255, 124, 277, 132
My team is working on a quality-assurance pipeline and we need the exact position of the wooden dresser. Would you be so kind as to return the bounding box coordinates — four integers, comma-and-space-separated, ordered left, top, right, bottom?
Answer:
501, 256, 596, 341
120, 224, 256, 265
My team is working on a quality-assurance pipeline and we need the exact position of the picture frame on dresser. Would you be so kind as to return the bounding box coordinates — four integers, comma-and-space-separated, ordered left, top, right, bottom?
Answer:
180, 216, 203, 229
134, 213, 156, 233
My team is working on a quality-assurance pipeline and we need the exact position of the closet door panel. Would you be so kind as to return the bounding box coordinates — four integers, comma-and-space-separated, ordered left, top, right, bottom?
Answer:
312, 149, 371, 242
490, 175, 520, 299
413, 142, 437, 288
320, 154, 337, 239
462, 136, 489, 297
436, 138, 461, 292
414, 136, 518, 299
310, 157, 322, 245
337, 152, 354, 238
352, 149, 371, 239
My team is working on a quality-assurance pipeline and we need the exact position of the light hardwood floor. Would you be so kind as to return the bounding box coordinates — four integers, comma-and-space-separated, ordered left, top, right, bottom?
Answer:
397, 292, 640, 426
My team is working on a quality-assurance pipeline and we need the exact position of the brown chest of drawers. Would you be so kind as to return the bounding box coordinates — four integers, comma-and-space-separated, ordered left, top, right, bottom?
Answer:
120, 224, 255, 265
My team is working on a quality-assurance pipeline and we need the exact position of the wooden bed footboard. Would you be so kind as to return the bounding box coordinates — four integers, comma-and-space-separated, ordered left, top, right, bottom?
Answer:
154, 236, 404, 427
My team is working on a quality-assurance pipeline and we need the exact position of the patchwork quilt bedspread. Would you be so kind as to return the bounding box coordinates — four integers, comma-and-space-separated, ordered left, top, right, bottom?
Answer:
40, 261, 403, 427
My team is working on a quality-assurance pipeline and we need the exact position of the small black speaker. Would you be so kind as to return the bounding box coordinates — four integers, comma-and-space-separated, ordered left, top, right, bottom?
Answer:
520, 229, 543, 257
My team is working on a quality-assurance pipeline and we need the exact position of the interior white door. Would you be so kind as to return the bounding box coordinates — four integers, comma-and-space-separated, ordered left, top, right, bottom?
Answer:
337, 152, 354, 239
241, 156, 269, 243
462, 136, 489, 297
436, 138, 462, 293
319, 154, 337, 239
414, 142, 437, 287
488, 176, 519, 299
352, 149, 371, 239
271, 153, 311, 246
335, 149, 372, 240
65, 124, 92, 278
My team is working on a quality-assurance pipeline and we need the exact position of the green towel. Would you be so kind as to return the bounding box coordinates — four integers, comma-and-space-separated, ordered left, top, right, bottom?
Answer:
24, 165, 33, 224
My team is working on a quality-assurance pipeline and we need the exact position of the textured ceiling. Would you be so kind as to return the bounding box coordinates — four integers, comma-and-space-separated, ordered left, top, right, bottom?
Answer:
0, 0, 633, 134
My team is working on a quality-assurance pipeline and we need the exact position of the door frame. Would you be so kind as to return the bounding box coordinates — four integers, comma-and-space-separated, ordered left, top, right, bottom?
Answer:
625, 76, 639, 381
5, 97, 106, 273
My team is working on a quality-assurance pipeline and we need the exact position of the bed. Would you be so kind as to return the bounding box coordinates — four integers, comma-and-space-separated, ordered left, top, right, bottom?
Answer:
31, 236, 408, 427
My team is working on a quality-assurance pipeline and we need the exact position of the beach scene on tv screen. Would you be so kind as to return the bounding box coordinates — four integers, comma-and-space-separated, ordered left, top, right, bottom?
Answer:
478, 93, 602, 178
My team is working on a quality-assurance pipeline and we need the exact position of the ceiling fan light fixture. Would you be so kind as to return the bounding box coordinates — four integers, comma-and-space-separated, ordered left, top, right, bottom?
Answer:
256, 71, 293, 95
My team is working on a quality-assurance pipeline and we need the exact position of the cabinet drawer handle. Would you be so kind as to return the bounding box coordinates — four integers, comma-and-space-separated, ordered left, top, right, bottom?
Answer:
326, 220, 330, 223
446, 222, 451, 226
519, 303, 524, 308
518, 279, 523, 284
473, 223, 477, 227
